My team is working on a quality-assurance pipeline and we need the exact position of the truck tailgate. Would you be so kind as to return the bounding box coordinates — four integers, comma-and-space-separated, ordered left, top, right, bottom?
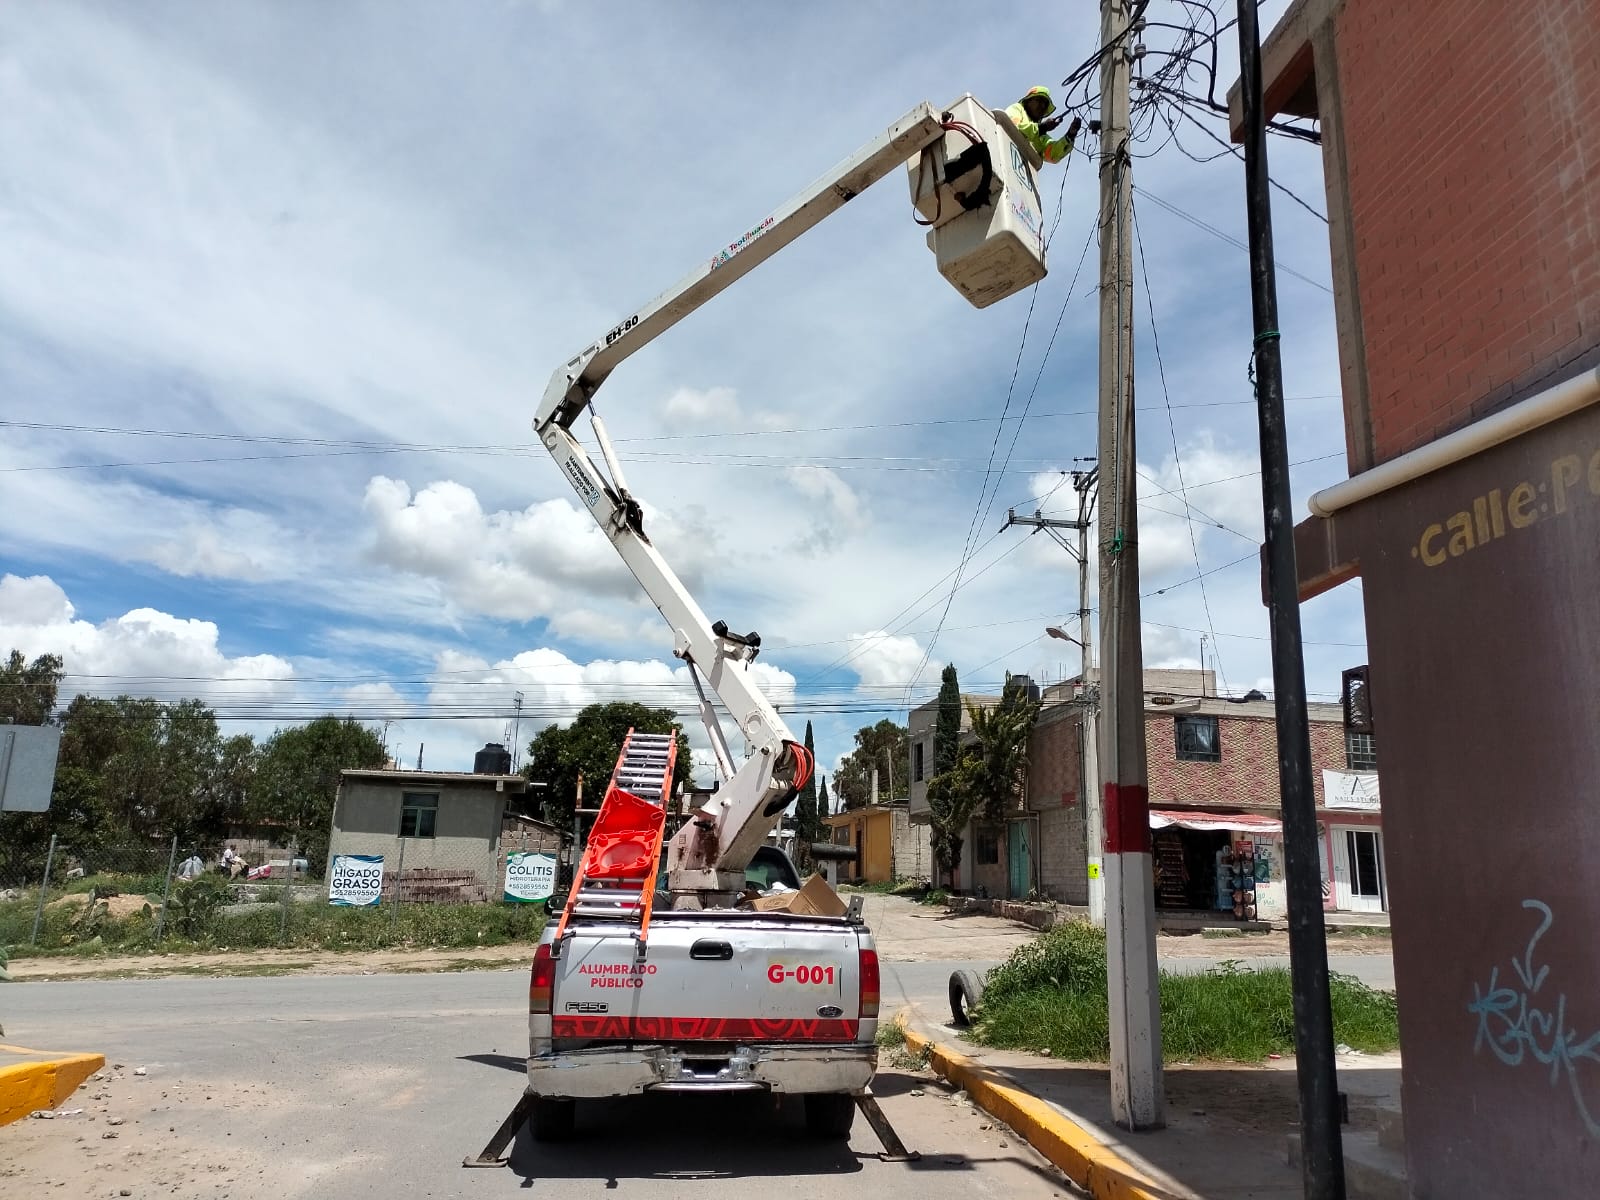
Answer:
551, 916, 864, 1043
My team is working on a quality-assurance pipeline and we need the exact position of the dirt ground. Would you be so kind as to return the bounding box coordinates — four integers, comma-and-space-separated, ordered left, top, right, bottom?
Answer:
0, 1063, 283, 1197
6, 894, 1388, 982
46, 893, 156, 919
6, 944, 531, 982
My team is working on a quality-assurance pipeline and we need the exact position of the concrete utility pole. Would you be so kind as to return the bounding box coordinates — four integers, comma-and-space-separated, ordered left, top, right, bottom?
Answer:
1096, 0, 1164, 1130
511, 691, 525, 771
1006, 466, 1104, 923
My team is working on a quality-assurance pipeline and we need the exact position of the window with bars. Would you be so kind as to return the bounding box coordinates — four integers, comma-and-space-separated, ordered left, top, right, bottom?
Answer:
912, 741, 926, 782
400, 792, 438, 838
976, 827, 1001, 865
1345, 731, 1377, 771
1175, 715, 1221, 763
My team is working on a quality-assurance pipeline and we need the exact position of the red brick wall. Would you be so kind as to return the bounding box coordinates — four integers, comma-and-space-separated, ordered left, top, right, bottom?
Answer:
1146, 714, 1347, 808
1334, 0, 1600, 461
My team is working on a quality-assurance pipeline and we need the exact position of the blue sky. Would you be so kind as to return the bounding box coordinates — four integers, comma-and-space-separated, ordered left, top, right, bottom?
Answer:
0, 0, 1366, 782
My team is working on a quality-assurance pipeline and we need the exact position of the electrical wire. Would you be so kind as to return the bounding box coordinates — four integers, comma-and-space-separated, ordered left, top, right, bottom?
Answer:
1133, 185, 1333, 293
903, 196, 1107, 697
1131, 193, 1228, 693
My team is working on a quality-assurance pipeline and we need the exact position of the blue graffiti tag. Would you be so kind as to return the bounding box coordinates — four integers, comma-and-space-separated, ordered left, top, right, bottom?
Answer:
1467, 899, 1600, 1137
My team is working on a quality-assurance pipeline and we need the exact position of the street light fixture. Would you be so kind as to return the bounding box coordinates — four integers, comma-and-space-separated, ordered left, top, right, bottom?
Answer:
1045, 625, 1084, 649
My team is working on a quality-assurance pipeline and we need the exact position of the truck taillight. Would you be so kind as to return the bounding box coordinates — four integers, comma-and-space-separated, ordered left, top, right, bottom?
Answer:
530, 943, 555, 1015
858, 947, 880, 1019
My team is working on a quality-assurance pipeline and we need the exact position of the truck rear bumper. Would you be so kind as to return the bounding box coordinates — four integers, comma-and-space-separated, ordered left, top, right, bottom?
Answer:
525, 1043, 877, 1099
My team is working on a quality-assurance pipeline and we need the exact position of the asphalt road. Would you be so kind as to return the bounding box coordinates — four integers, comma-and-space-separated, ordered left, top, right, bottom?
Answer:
1, 969, 1081, 1200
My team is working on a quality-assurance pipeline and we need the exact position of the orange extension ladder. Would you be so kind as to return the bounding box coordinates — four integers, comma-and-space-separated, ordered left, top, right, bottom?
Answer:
552, 729, 677, 957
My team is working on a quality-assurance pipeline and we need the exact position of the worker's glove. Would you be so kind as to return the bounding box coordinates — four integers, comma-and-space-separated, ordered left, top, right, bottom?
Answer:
1066, 117, 1082, 141
1040, 114, 1064, 133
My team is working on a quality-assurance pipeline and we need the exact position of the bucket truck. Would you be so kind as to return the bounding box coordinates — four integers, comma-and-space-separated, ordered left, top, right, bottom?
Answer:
469, 95, 1052, 1162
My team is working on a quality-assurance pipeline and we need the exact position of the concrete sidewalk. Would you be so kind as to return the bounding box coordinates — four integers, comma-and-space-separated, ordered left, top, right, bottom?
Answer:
898, 1009, 1401, 1200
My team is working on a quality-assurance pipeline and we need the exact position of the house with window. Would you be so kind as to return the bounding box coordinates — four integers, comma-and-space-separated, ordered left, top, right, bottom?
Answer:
988, 669, 1386, 919
327, 766, 536, 903
824, 802, 932, 885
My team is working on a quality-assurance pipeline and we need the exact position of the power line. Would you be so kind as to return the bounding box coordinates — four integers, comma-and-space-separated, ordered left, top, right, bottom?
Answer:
1131, 193, 1228, 693
906, 209, 1104, 695
1133, 185, 1333, 294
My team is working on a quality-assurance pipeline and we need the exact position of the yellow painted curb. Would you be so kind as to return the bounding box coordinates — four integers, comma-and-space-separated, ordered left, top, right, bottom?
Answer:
901, 1023, 1174, 1200
0, 1044, 107, 1127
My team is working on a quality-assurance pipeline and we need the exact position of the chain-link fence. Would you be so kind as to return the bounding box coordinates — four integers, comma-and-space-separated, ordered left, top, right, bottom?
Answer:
1, 828, 561, 955
0, 836, 191, 948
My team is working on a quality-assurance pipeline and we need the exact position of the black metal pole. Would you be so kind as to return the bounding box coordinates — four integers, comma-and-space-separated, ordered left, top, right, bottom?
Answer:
1235, 4, 1346, 1198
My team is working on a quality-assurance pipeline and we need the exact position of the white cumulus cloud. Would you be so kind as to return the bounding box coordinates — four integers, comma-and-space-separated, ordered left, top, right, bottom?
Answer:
664, 386, 740, 424
0, 574, 295, 705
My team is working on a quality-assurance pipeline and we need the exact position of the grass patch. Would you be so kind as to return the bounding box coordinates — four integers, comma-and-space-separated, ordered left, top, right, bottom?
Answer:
874, 1019, 930, 1071
915, 888, 949, 907
876, 1021, 908, 1050
2, 889, 546, 960
971, 922, 1399, 1062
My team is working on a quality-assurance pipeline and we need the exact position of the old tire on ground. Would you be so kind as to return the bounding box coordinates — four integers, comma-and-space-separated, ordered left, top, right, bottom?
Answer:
529, 1097, 576, 1142
804, 1092, 856, 1138
949, 968, 985, 1028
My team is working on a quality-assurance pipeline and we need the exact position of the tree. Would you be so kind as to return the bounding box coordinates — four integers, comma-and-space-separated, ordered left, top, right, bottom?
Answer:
934, 663, 962, 778
925, 675, 1041, 885
793, 721, 820, 867
832, 720, 910, 810
927, 746, 983, 880
253, 716, 387, 868
969, 675, 1042, 821
818, 776, 830, 822
0, 650, 63, 725
6, 695, 235, 859
525, 702, 692, 827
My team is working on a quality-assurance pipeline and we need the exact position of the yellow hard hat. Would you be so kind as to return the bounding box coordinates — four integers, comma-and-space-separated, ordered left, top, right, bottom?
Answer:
1022, 86, 1056, 116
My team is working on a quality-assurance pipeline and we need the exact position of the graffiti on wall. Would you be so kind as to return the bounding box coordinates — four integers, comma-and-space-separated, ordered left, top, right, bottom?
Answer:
1467, 899, 1600, 1137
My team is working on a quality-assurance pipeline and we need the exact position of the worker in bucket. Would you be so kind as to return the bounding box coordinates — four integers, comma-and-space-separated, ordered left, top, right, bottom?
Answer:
1007, 86, 1081, 166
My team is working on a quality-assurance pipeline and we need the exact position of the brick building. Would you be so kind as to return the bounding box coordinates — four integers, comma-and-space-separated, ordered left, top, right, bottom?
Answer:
1009, 670, 1376, 918
1229, 1, 1599, 1193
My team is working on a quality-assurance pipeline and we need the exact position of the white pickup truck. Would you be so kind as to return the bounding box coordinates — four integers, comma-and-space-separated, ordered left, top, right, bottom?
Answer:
525, 846, 879, 1141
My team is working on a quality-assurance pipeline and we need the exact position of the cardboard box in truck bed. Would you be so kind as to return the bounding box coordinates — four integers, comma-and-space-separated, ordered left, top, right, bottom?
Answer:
751, 874, 848, 917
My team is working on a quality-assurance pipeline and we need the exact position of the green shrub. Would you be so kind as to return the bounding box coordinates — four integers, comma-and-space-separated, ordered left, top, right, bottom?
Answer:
981, 919, 1108, 1005
971, 928, 1400, 1062
158, 876, 233, 940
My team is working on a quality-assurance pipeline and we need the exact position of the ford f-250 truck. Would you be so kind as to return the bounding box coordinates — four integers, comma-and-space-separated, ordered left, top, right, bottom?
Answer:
524, 843, 880, 1141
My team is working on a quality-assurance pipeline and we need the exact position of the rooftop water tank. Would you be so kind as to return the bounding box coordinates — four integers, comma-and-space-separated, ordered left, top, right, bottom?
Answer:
474, 742, 512, 775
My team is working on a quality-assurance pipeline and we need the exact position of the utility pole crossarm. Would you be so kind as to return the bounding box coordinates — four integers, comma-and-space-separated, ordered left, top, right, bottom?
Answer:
534, 105, 945, 433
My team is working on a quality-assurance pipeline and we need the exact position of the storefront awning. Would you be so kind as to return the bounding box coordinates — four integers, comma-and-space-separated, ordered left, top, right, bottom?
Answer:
1149, 809, 1283, 834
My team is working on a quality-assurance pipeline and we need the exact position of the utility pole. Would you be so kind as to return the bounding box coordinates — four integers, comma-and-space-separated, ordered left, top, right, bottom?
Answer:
1006, 465, 1104, 924
1096, 0, 1163, 1131
1236, 2, 1345, 1195
511, 691, 525, 771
